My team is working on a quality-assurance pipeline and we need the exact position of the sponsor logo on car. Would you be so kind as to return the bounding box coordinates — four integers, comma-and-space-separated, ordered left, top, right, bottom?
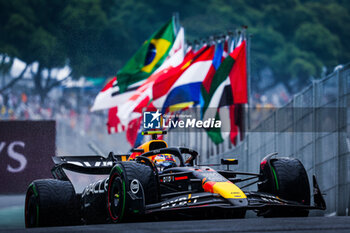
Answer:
130, 179, 140, 194
161, 194, 199, 209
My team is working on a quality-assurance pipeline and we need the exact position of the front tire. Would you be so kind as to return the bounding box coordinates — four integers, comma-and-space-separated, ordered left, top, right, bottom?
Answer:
258, 157, 310, 217
107, 165, 127, 223
107, 162, 159, 223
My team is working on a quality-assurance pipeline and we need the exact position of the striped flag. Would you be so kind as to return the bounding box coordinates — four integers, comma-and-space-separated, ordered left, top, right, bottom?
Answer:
202, 42, 224, 94
202, 39, 247, 144
152, 45, 215, 112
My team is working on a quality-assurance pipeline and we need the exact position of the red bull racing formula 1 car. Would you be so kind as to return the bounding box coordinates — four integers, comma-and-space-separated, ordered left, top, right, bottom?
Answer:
25, 131, 326, 227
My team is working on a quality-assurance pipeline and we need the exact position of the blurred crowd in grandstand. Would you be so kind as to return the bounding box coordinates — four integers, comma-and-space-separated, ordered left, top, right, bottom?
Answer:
0, 82, 291, 126
0, 87, 104, 133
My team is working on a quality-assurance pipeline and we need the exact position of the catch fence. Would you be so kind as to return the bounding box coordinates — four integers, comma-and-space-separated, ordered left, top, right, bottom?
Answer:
166, 64, 350, 216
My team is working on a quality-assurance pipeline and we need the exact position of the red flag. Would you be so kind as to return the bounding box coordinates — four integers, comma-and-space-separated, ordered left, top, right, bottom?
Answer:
125, 95, 159, 146
107, 106, 124, 134
229, 105, 238, 145
91, 76, 135, 111
229, 41, 247, 104
222, 37, 229, 60
126, 117, 142, 146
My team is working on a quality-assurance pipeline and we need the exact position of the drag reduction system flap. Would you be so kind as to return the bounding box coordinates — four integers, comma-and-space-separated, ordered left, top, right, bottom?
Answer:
51, 152, 129, 179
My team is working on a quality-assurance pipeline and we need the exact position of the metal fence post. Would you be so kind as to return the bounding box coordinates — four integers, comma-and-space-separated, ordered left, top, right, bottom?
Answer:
312, 80, 317, 205
336, 69, 345, 215
274, 110, 277, 152
292, 97, 296, 158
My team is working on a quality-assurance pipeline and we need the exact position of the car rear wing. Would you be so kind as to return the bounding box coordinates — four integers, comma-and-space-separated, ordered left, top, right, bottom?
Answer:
51, 152, 130, 180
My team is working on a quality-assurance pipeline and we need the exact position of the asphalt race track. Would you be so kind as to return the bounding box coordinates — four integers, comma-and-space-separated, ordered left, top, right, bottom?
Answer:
1, 216, 349, 233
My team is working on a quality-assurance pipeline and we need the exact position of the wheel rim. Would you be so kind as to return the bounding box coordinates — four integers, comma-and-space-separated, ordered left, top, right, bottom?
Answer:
108, 174, 125, 221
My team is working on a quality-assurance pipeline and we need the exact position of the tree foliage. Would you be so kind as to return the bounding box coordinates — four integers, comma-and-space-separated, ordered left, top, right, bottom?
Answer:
0, 0, 349, 95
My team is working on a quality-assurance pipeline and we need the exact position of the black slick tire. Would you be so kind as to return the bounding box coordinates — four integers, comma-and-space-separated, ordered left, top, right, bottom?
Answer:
107, 161, 159, 223
25, 179, 80, 227
259, 157, 310, 217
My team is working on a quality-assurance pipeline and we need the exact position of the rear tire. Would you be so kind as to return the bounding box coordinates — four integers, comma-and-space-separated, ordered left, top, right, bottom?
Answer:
258, 157, 310, 217
25, 179, 80, 227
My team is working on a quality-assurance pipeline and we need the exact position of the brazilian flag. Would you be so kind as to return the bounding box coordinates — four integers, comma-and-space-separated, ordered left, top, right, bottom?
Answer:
117, 19, 175, 93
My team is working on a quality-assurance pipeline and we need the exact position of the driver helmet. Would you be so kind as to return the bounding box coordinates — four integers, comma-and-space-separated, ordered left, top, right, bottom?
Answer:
153, 154, 176, 171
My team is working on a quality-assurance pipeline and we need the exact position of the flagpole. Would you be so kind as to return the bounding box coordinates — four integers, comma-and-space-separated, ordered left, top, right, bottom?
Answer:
227, 30, 233, 52
172, 12, 180, 35
247, 33, 252, 133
